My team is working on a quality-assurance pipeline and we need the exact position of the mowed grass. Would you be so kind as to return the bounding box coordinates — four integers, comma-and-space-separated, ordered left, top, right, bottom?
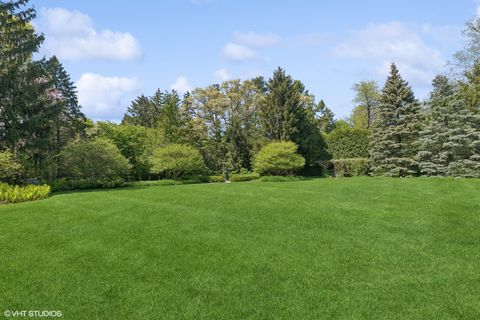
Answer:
1, 178, 480, 320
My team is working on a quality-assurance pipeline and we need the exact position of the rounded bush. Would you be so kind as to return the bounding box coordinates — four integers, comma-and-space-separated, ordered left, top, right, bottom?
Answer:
150, 144, 206, 179
59, 139, 132, 180
254, 141, 305, 176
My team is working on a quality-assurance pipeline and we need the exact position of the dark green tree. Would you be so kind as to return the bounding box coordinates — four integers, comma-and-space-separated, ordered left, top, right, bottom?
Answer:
259, 68, 327, 164
122, 93, 161, 128
0, 0, 44, 153
315, 100, 336, 133
158, 91, 183, 144
370, 63, 423, 177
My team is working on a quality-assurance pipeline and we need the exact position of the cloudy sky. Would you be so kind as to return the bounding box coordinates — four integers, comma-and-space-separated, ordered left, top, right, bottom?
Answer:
32, 0, 476, 121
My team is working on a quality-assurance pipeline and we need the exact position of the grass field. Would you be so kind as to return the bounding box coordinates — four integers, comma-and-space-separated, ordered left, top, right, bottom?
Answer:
1, 177, 480, 319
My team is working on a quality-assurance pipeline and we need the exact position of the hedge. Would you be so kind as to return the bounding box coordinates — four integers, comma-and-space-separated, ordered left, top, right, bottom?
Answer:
325, 128, 371, 159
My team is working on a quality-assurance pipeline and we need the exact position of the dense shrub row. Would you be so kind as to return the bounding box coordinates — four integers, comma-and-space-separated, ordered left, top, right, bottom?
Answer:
0, 183, 51, 204
325, 127, 371, 159
50, 178, 128, 192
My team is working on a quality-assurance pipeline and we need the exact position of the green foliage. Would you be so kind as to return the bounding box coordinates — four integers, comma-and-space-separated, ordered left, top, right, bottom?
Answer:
0, 151, 23, 183
49, 178, 129, 192
417, 75, 480, 177
150, 144, 206, 179
185, 80, 263, 172
96, 122, 158, 180
316, 100, 336, 133
326, 127, 371, 159
351, 80, 380, 128
122, 93, 161, 128
208, 175, 225, 183
330, 158, 369, 177
132, 180, 181, 187
0, 183, 50, 204
370, 64, 423, 177
258, 176, 304, 182
259, 68, 328, 164
254, 141, 305, 176
59, 139, 132, 180
229, 173, 260, 182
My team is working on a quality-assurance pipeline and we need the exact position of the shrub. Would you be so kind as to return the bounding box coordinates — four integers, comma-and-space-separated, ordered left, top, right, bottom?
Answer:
59, 139, 132, 180
330, 158, 369, 177
209, 175, 225, 183
230, 173, 260, 182
96, 122, 159, 180
0, 151, 23, 183
0, 183, 50, 204
50, 178, 129, 192
259, 176, 304, 182
132, 180, 181, 187
254, 141, 305, 176
150, 144, 206, 179
325, 127, 371, 159
299, 165, 325, 177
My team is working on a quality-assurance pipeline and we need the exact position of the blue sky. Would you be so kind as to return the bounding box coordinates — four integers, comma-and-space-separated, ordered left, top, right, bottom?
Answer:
32, 0, 477, 121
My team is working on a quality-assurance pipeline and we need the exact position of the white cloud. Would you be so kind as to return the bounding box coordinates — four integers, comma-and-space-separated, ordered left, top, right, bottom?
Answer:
170, 76, 191, 94
214, 68, 232, 82
334, 21, 446, 84
233, 31, 281, 48
37, 7, 142, 61
76, 73, 142, 121
222, 42, 256, 61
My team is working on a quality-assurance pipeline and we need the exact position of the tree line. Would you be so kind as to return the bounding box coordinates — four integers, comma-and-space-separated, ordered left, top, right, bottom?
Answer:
1, 0, 479, 189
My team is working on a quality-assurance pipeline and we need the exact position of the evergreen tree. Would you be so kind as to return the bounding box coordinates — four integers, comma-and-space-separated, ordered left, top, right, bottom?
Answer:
43, 56, 86, 178
122, 93, 161, 127
259, 68, 327, 163
316, 100, 336, 133
0, 0, 44, 153
417, 75, 480, 177
370, 63, 423, 177
158, 91, 183, 144
259, 67, 302, 140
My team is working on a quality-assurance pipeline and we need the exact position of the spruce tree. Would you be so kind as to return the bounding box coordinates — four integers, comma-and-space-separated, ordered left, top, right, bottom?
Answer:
418, 75, 480, 177
370, 63, 423, 177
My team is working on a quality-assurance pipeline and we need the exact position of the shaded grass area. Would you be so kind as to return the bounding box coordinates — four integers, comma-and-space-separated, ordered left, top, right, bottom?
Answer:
1, 177, 479, 319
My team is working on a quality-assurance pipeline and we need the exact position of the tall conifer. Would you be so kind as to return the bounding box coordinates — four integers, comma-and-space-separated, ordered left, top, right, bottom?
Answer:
370, 64, 423, 176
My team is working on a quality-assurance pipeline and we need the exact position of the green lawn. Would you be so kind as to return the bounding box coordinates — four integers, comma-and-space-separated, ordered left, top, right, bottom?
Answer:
1, 178, 480, 319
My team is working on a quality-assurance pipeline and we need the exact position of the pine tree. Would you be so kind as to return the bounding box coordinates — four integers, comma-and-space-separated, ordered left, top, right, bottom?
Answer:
122, 93, 161, 128
370, 63, 423, 177
159, 91, 182, 144
259, 67, 302, 140
418, 75, 480, 177
316, 100, 336, 133
259, 68, 327, 164
44, 56, 86, 178
0, 0, 44, 153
